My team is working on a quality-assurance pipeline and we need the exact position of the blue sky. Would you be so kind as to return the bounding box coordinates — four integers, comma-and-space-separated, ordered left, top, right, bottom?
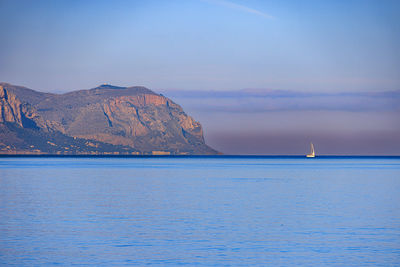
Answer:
1, 0, 399, 92
0, 0, 399, 154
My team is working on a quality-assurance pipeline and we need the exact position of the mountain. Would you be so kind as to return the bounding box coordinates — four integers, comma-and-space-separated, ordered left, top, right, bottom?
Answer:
0, 83, 219, 155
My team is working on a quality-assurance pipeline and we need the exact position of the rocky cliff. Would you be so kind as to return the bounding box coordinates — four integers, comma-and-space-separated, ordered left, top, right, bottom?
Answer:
0, 83, 218, 155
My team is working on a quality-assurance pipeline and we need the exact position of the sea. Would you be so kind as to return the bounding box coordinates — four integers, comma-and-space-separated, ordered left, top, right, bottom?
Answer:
0, 156, 399, 266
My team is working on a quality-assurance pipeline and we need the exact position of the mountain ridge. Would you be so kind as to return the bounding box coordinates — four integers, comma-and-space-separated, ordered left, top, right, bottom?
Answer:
0, 82, 219, 155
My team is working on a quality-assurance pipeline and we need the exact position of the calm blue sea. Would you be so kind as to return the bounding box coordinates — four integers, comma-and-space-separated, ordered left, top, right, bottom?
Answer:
0, 156, 399, 266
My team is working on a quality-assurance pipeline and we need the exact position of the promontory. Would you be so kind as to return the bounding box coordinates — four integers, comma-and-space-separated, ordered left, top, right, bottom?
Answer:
0, 83, 218, 155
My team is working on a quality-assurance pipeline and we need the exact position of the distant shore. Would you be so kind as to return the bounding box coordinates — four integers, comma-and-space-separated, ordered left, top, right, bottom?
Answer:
1, 154, 399, 158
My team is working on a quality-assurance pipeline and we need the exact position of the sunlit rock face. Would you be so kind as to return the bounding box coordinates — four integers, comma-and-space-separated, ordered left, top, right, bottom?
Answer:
0, 86, 46, 129
0, 83, 218, 155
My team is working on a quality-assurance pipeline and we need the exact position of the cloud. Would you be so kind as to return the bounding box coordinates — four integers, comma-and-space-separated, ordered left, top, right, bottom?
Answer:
160, 89, 400, 113
161, 88, 400, 99
203, 0, 274, 19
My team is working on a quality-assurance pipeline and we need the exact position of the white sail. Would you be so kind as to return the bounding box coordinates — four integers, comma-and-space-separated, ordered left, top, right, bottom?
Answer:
307, 142, 315, 157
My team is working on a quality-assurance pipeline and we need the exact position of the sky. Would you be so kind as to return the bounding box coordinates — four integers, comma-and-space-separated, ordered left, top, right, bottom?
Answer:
0, 0, 399, 154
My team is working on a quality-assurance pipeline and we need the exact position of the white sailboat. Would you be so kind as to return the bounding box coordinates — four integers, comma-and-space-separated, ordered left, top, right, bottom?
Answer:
306, 142, 316, 158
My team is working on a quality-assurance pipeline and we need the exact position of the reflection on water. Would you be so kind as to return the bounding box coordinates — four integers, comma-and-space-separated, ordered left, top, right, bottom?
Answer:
0, 157, 399, 265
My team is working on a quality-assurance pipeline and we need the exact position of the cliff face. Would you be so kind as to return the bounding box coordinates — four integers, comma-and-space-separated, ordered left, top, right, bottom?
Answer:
0, 83, 218, 155
0, 86, 46, 129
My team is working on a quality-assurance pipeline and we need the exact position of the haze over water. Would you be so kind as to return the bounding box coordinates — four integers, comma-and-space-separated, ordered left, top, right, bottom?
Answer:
1, 156, 399, 266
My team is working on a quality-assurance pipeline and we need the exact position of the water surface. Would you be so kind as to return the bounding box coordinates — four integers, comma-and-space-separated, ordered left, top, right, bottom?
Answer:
0, 156, 399, 265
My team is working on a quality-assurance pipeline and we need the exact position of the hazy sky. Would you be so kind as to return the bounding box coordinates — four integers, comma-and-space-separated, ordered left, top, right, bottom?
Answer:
0, 0, 399, 154
160, 89, 400, 154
